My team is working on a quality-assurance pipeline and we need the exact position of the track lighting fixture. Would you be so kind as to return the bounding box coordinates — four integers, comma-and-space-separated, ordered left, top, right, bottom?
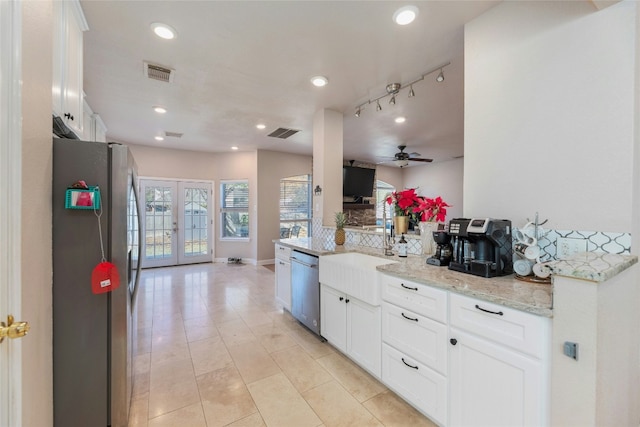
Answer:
353, 62, 450, 117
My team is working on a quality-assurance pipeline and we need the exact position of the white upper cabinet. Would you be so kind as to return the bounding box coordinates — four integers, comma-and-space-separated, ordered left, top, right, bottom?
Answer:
53, 0, 88, 136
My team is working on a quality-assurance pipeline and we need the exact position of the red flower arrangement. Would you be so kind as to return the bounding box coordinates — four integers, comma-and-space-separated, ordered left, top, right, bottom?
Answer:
386, 189, 450, 223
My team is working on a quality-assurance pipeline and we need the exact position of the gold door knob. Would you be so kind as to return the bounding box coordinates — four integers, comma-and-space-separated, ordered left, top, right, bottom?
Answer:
0, 315, 30, 344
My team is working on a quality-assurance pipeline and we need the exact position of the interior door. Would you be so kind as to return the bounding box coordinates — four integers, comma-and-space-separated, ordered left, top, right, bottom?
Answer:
0, 2, 23, 425
141, 179, 212, 268
141, 180, 178, 268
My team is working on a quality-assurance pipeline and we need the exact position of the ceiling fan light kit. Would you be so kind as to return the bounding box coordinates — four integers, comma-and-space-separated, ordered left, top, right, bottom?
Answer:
354, 62, 450, 117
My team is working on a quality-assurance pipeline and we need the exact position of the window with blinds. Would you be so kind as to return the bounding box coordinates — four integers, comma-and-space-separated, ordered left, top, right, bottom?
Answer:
279, 175, 311, 238
221, 180, 249, 239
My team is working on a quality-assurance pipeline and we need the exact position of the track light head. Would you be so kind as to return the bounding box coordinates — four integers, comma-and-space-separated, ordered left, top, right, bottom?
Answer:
389, 96, 396, 105
376, 100, 382, 111
436, 69, 444, 82
408, 85, 415, 98
355, 107, 361, 117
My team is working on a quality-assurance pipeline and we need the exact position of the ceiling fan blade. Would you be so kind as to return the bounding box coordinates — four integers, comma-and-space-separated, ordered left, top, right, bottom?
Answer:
410, 158, 433, 163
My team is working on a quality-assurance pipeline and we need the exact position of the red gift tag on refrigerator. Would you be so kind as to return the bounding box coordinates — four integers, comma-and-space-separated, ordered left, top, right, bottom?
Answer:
91, 261, 120, 294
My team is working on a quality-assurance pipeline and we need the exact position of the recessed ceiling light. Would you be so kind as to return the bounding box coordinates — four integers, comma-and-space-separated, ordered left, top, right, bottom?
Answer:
395, 117, 406, 124
393, 5, 419, 25
310, 76, 328, 87
150, 22, 176, 40
256, 124, 266, 130
154, 136, 164, 141
153, 106, 167, 114
231, 146, 239, 150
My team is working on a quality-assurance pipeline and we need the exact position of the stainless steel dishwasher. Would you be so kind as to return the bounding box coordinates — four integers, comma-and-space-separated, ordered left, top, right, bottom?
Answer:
290, 250, 321, 336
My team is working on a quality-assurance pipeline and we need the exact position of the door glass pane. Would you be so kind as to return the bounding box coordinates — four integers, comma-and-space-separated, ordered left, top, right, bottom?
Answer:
183, 186, 208, 257
144, 186, 173, 259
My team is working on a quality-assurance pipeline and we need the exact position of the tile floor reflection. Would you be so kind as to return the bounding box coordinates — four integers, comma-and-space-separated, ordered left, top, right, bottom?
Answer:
129, 263, 436, 427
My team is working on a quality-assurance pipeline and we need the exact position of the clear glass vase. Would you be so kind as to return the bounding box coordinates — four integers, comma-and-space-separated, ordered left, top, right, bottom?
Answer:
419, 222, 440, 255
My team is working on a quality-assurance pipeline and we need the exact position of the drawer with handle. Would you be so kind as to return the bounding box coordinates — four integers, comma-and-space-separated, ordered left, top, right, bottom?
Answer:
382, 302, 447, 375
380, 273, 447, 323
275, 243, 291, 261
449, 293, 550, 358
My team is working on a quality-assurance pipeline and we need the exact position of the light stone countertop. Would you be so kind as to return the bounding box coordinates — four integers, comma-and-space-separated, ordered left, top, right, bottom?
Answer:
276, 237, 554, 317
546, 251, 637, 282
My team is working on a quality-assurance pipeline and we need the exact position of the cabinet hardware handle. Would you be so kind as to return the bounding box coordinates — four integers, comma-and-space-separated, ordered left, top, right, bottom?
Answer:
401, 358, 419, 370
474, 304, 504, 316
279, 261, 285, 265
64, 112, 74, 121
339, 297, 344, 301
400, 283, 418, 291
401, 313, 418, 322
345, 298, 350, 303
450, 338, 457, 345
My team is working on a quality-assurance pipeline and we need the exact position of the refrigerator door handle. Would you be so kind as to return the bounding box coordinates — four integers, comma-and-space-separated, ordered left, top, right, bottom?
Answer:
131, 178, 143, 312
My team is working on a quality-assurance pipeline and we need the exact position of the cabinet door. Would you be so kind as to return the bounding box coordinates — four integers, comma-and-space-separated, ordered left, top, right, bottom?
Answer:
275, 259, 291, 310
449, 328, 545, 427
63, 3, 84, 135
347, 298, 381, 378
320, 285, 346, 351
52, 0, 87, 135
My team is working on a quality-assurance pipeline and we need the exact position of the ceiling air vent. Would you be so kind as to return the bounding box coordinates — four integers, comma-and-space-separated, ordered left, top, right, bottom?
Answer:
267, 127, 300, 139
143, 61, 174, 83
164, 131, 183, 138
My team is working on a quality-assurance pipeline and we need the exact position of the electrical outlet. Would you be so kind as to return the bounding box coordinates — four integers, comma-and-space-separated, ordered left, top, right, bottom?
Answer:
556, 237, 587, 259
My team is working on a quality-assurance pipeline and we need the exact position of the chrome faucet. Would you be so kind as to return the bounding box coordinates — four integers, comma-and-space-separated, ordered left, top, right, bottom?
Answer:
382, 195, 394, 256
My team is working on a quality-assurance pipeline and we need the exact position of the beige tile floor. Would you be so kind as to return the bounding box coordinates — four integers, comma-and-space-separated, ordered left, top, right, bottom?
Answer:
128, 262, 437, 427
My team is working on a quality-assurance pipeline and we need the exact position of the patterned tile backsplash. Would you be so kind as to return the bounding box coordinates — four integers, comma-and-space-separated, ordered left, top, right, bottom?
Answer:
316, 225, 632, 259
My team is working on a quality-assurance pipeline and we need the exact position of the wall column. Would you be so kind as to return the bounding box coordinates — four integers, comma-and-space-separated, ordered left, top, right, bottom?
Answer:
312, 109, 343, 234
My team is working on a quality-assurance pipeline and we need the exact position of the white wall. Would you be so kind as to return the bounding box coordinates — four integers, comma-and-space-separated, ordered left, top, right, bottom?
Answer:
256, 150, 312, 261
403, 158, 464, 222
21, 1, 54, 425
465, 1, 636, 233
375, 164, 403, 191
127, 144, 258, 261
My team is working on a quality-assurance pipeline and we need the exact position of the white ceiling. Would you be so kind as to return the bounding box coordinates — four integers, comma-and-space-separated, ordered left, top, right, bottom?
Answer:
81, 1, 499, 166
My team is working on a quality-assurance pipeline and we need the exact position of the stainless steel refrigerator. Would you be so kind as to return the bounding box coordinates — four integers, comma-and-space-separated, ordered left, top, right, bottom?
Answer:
52, 138, 142, 427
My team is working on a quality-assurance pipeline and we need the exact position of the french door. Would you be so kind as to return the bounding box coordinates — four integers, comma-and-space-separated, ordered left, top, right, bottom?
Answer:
141, 179, 213, 268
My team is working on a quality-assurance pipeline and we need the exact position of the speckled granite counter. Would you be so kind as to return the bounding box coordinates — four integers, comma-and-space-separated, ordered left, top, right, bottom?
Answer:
276, 237, 554, 317
546, 251, 637, 282
275, 238, 638, 318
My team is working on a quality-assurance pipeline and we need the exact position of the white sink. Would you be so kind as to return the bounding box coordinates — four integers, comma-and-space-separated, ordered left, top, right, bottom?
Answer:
319, 252, 397, 305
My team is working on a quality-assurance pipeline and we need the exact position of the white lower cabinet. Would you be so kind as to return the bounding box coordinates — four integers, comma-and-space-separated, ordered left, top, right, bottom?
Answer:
319, 269, 550, 427
274, 244, 291, 310
448, 293, 550, 427
449, 328, 545, 427
382, 343, 448, 426
320, 284, 381, 377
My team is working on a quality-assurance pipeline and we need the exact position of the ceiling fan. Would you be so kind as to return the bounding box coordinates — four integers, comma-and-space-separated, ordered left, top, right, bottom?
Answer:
382, 145, 433, 168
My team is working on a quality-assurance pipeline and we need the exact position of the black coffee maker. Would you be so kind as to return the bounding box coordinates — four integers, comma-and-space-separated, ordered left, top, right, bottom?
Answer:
426, 231, 453, 266
447, 218, 513, 278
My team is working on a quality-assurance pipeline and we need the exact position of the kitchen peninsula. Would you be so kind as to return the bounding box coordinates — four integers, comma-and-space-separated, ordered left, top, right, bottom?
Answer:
275, 236, 638, 427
